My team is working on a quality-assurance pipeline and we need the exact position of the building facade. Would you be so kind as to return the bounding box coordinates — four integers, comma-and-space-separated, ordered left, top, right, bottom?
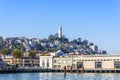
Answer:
39, 56, 53, 69
72, 55, 120, 70
39, 54, 120, 70
2, 54, 120, 70
53, 56, 72, 70
2, 56, 39, 67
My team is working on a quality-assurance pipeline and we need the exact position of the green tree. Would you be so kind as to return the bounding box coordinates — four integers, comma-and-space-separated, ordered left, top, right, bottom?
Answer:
48, 35, 55, 42
77, 37, 82, 42
77, 37, 82, 45
59, 44, 69, 53
40, 52, 46, 56
73, 39, 78, 44
28, 50, 36, 67
0, 36, 3, 49
58, 35, 69, 42
82, 39, 89, 45
12, 49, 23, 67
35, 44, 44, 51
1, 48, 8, 59
0, 50, 2, 56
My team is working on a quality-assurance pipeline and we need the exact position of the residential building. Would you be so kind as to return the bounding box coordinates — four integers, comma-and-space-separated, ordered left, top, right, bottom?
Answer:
90, 45, 98, 52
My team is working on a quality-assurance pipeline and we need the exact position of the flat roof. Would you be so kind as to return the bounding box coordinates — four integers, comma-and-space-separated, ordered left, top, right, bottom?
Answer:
72, 54, 120, 58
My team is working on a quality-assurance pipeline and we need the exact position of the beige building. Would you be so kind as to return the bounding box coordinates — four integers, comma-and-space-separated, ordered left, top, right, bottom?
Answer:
39, 54, 120, 70
3, 54, 120, 70
53, 56, 73, 70
2, 56, 39, 67
72, 54, 120, 70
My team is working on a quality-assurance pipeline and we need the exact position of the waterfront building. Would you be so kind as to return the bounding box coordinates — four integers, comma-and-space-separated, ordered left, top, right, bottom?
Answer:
39, 56, 53, 69
53, 56, 72, 70
2, 54, 120, 71
39, 55, 73, 70
22, 57, 39, 67
2, 56, 39, 67
72, 54, 120, 70
52, 54, 120, 70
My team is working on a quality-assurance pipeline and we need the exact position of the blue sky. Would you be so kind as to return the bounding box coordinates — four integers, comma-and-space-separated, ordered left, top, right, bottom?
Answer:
0, 0, 120, 53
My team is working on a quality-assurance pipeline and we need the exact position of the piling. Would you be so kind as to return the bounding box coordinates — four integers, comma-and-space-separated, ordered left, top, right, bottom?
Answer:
76, 67, 79, 74
82, 67, 84, 73
70, 66, 72, 73
64, 66, 66, 76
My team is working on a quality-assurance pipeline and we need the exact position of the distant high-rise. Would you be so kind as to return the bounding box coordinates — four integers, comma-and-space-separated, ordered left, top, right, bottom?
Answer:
58, 26, 62, 38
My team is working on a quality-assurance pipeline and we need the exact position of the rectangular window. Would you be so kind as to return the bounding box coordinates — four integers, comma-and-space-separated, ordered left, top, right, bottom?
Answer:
47, 62, 49, 67
114, 61, 120, 68
73, 60, 75, 61
58, 60, 61, 64
107, 59, 109, 61
66, 60, 71, 64
42, 62, 44, 68
82, 60, 84, 61
72, 64, 76, 68
95, 62, 102, 68
67, 65, 70, 67
91, 59, 93, 61
97, 59, 99, 61
54, 65, 57, 68
58, 65, 61, 67
25, 60, 30, 62
63, 60, 66, 64
77, 62, 83, 68
54, 60, 57, 63
117, 59, 119, 61
47, 59, 49, 68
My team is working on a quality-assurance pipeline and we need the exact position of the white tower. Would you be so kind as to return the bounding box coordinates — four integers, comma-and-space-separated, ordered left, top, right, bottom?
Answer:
58, 26, 62, 38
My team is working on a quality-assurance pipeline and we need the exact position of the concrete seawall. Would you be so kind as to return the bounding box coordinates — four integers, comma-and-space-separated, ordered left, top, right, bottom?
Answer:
1, 69, 120, 73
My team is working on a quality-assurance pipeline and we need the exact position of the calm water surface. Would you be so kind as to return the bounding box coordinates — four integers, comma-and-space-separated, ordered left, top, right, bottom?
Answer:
0, 73, 120, 80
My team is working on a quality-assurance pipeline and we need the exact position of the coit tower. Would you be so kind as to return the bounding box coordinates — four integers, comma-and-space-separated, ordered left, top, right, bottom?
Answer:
58, 26, 62, 38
